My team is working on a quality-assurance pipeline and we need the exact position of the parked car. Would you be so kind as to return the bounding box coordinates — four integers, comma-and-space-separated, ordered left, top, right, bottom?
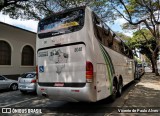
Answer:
0, 75, 18, 91
18, 72, 37, 94
137, 63, 145, 76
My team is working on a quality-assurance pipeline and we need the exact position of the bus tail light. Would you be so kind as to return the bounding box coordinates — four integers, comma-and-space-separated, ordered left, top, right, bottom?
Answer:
86, 61, 93, 83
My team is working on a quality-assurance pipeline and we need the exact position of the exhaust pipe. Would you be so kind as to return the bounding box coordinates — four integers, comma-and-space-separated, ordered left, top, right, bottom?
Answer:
42, 93, 48, 98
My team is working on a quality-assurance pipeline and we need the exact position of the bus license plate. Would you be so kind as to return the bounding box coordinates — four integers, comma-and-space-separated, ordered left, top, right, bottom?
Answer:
54, 83, 64, 87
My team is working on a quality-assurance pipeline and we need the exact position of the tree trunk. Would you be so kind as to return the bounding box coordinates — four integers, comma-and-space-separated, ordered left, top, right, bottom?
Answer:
152, 54, 159, 76
150, 59, 155, 73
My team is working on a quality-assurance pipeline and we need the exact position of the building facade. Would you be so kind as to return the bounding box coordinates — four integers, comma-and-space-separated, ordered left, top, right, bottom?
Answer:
0, 22, 36, 78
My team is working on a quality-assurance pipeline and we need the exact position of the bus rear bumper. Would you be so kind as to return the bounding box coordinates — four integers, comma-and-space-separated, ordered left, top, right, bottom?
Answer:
37, 83, 96, 102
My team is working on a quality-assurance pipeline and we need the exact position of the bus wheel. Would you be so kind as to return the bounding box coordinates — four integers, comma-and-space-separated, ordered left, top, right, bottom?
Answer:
117, 79, 123, 97
110, 80, 117, 102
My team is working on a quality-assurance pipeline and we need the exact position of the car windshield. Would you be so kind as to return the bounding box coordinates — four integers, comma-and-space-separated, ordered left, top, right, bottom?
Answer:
137, 64, 142, 67
21, 73, 36, 78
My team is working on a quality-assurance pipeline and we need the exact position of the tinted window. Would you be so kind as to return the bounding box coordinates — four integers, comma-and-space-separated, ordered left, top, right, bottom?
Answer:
137, 64, 142, 67
38, 9, 85, 39
93, 15, 103, 42
92, 13, 133, 59
0, 76, 5, 80
93, 13, 116, 48
21, 73, 36, 78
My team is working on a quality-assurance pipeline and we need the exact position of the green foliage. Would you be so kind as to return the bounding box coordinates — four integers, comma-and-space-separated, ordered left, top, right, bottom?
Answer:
128, 29, 157, 60
116, 32, 131, 42
134, 56, 142, 63
1, 0, 108, 20
0, 0, 28, 11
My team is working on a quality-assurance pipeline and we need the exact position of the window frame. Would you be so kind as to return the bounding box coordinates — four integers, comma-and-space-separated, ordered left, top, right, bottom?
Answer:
21, 45, 34, 66
0, 40, 11, 65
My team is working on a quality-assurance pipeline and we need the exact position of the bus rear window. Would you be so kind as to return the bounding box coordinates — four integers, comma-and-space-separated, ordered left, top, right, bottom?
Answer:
38, 9, 85, 39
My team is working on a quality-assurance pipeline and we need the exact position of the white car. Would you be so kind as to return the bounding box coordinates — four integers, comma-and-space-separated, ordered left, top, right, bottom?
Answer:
0, 75, 18, 91
18, 72, 37, 94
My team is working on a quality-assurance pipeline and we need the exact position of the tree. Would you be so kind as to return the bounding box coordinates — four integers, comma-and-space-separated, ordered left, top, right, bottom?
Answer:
104, 0, 160, 75
116, 32, 131, 42
0, 0, 28, 11
127, 29, 158, 72
1, 0, 107, 20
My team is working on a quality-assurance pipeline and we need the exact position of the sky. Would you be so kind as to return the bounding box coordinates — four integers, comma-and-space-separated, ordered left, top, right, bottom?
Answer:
107, 18, 133, 37
0, 12, 38, 32
0, 12, 133, 36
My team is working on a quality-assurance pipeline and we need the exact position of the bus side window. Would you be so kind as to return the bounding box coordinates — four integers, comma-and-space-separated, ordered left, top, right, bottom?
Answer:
108, 32, 115, 47
112, 38, 122, 53
102, 23, 114, 47
124, 46, 130, 58
129, 50, 133, 59
121, 42, 126, 55
102, 23, 110, 47
93, 14, 103, 42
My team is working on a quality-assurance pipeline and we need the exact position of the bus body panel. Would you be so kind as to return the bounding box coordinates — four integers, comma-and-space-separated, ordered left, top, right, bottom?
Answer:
105, 46, 135, 85
38, 43, 86, 83
96, 64, 110, 101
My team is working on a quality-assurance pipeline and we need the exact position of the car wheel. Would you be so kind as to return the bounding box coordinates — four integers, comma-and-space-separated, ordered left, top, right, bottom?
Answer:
10, 83, 18, 91
20, 90, 27, 94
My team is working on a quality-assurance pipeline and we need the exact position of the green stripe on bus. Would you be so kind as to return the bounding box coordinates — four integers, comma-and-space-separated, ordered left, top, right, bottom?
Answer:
100, 48, 112, 94
99, 44, 115, 74
99, 45, 113, 94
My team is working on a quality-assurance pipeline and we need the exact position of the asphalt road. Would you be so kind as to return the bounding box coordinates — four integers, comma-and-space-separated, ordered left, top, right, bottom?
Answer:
0, 80, 139, 116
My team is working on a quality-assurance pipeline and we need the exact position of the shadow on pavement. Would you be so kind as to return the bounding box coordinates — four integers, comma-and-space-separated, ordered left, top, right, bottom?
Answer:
0, 89, 16, 94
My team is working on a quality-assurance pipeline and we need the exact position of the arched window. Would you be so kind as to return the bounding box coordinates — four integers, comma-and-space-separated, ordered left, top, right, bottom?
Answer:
0, 40, 11, 65
21, 45, 34, 66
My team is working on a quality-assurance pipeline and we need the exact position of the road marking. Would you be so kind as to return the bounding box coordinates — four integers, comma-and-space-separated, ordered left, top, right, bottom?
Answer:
0, 97, 38, 107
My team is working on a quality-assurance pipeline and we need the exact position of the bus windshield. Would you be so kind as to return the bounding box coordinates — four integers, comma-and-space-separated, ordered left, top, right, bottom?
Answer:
38, 9, 85, 39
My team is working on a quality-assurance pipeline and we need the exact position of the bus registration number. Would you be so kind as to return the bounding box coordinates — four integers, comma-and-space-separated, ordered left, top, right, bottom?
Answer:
75, 47, 82, 52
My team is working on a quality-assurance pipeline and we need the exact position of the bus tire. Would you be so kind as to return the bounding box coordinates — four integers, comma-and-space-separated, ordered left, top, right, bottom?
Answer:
117, 78, 123, 97
110, 79, 118, 102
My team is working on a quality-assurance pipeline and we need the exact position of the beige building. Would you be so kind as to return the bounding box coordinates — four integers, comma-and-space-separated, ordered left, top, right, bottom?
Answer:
0, 22, 36, 78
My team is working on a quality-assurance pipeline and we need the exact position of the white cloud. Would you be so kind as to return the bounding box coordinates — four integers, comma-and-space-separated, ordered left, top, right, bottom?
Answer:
115, 18, 127, 25
0, 13, 38, 32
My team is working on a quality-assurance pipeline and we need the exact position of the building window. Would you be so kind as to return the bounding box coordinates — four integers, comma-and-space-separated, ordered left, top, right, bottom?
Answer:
0, 40, 11, 65
21, 45, 34, 66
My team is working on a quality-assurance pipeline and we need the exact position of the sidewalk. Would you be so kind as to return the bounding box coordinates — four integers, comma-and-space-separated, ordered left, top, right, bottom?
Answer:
108, 72, 160, 116
124, 73, 160, 107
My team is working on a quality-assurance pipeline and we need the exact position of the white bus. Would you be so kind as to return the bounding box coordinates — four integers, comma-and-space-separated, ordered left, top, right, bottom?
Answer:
36, 6, 137, 102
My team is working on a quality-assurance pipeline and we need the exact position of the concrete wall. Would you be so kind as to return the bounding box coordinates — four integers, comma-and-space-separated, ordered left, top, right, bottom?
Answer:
0, 22, 36, 76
